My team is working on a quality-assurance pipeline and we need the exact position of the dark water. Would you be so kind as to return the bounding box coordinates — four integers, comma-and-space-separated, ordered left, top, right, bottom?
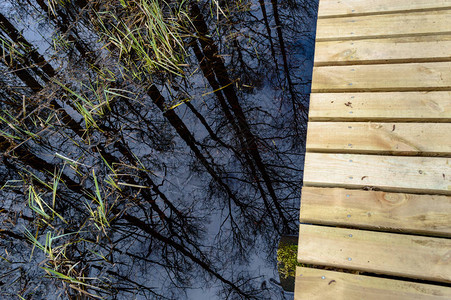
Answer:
0, 0, 318, 298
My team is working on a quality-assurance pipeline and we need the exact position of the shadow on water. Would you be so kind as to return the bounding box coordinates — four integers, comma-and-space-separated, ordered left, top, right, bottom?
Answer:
0, 0, 319, 299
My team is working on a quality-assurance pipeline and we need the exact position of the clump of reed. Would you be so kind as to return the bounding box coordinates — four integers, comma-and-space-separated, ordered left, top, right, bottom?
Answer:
93, 0, 191, 80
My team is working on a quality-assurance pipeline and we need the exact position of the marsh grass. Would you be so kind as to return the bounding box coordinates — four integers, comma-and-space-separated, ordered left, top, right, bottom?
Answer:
23, 226, 107, 299
0, 35, 24, 64
1, 0, 265, 298
55, 80, 105, 131
0, 0, 196, 295
94, 0, 190, 80
22, 164, 113, 298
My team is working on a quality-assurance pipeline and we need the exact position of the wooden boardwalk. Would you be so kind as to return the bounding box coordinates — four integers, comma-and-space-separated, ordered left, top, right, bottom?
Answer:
295, 1, 451, 299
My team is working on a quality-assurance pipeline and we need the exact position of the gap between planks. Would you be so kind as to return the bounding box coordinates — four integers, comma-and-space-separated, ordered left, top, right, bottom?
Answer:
311, 62, 451, 93
317, 0, 451, 19
297, 224, 451, 283
295, 267, 451, 300
305, 122, 451, 156
314, 35, 451, 66
316, 10, 451, 42
308, 92, 451, 122
300, 187, 451, 237
303, 153, 451, 195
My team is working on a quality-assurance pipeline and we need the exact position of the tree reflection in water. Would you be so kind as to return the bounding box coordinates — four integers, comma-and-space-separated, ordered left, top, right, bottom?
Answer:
0, 0, 318, 298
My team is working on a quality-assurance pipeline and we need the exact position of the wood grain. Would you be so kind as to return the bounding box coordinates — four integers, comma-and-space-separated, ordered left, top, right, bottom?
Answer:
295, 267, 451, 300
305, 122, 451, 155
303, 153, 451, 195
297, 1, 451, 295
311, 62, 451, 92
318, 0, 451, 18
314, 35, 451, 66
316, 10, 451, 41
297, 225, 451, 282
300, 187, 451, 237
308, 92, 451, 122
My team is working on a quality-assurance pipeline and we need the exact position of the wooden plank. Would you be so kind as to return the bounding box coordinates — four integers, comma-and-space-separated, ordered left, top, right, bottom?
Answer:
311, 62, 451, 92
297, 225, 451, 282
295, 267, 451, 300
314, 35, 451, 66
306, 122, 451, 155
303, 153, 451, 195
318, 0, 451, 18
300, 187, 451, 237
316, 10, 451, 41
308, 92, 451, 122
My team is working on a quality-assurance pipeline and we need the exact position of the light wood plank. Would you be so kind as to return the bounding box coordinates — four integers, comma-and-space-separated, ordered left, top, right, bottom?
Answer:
308, 92, 451, 122
297, 225, 451, 282
300, 187, 451, 237
303, 153, 451, 195
314, 35, 451, 66
306, 122, 451, 155
295, 267, 451, 300
316, 10, 451, 41
311, 62, 451, 92
318, 0, 451, 18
